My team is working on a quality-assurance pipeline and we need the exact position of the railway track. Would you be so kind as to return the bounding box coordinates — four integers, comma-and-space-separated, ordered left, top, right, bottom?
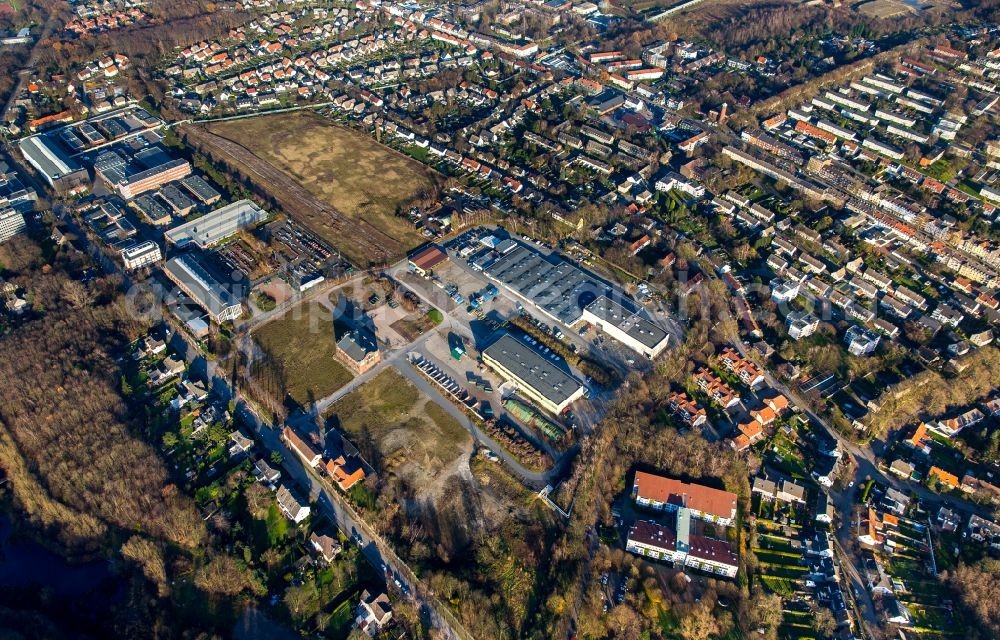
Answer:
180, 124, 405, 266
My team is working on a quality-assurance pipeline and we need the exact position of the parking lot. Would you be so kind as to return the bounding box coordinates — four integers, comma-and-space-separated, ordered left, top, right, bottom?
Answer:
416, 329, 508, 419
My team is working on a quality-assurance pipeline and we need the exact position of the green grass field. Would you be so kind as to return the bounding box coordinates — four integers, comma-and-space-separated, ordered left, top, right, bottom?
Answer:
325, 597, 356, 637
252, 302, 354, 409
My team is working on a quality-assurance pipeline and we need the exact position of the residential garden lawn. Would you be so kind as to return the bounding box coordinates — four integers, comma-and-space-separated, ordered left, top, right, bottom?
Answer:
325, 598, 356, 637
757, 564, 807, 579
781, 609, 817, 638
758, 575, 798, 596
737, 182, 767, 201
768, 431, 811, 480
906, 603, 952, 628
325, 368, 471, 486
757, 533, 798, 552
923, 157, 966, 182
782, 610, 812, 623
902, 578, 947, 596
754, 549, 804, 564
757, 518, 801, 534
886, 557, 928, 581
252, 302, 354, 409
778, 621, 817, 639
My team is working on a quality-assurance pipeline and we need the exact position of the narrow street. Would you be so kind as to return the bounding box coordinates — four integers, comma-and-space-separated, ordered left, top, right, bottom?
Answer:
1, 13, 58, 123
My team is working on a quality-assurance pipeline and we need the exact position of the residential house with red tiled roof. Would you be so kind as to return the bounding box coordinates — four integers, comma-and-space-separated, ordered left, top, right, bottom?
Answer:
667, 390, 707, 428
719, 347, 766, 388
929, 466, 960, 490
765, 394, 790, 415
692, 368, 740, 409
906, 423, 931, 455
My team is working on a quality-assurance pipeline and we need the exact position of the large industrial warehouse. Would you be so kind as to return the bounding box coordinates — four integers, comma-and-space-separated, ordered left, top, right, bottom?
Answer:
18, 134, 89, 194
484, 243, 606, 327
163, 254, 243, 323
481, 240, 671, 358
164, 200, 269, 248
481, 333, 585, 415
581, 296, 670, 359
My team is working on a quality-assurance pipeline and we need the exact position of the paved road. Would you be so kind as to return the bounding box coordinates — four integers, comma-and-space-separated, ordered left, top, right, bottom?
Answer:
833, 535, 879, 632
1, 15, 57, 123
395, 356, 564, 489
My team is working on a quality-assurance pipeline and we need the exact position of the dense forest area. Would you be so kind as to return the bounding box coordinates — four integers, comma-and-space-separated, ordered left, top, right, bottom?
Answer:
0, 235, 203, 551
0, 235, 262, 639
946, 558, 1000, 639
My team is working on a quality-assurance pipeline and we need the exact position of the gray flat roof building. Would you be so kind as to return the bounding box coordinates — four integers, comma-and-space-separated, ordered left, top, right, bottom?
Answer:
181, 175, 221, 204
18, 134, 88, 192
131, 193, 172, 226
481, 333, 584, 414
581, 295, 669, 358
159, 183, 196, 214
165, 200, 268, 248
163, 254, 242, 322
484, 244, 605, 326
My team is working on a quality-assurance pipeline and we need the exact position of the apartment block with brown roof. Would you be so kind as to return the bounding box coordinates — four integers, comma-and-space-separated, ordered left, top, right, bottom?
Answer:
667, 390, 707, 428
626, 509, 739, 578
719, 346, 766, 388
632, 471, 738, 525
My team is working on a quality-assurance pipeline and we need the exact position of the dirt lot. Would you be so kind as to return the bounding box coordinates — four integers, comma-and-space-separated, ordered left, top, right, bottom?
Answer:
324, 368, 472, 494
252, 301, 354, 409
199, 112, 436, 265
257, 278, 294, 304
390, 311, 439, 343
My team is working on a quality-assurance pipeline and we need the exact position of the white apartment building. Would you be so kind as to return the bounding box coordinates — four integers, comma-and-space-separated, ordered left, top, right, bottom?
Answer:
120, 240, 162, 270
0, 208, 26, 243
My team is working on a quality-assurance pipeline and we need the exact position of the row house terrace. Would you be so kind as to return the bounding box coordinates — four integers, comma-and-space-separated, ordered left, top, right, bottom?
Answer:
718, 346, 766, 389
667, 390, 707, 428
692, 367, 740, 410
